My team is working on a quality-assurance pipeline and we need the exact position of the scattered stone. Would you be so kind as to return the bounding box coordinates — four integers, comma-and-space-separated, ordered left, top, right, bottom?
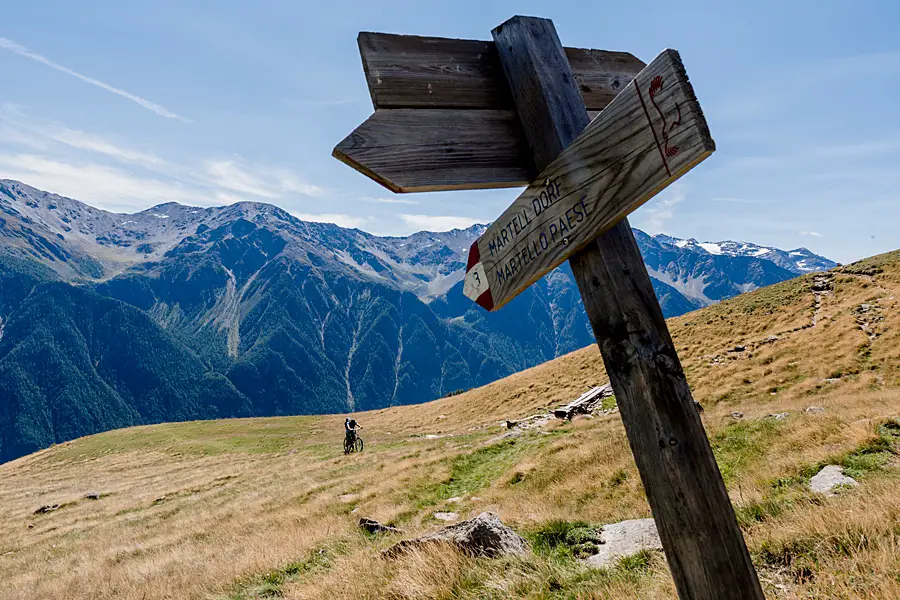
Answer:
384, 512, 529, 559
358, 518, 402, 535
33, 504, 60, 515
446, 497, 463, 504
730, 412, 744, 419
437, 415, 447, 420
765, 335, 780, 343
729, 345, 746, 353
809, 465, 858, 496
584, 518, 663, 568
805, 406, 825, 415
505, 420, 517, 430
766, 412, 790, 420
27, 524, 34, 529
83, 492, 101, 501
694, 401, 704, 413
434, 512, 459, 521
811, 275, 833, 293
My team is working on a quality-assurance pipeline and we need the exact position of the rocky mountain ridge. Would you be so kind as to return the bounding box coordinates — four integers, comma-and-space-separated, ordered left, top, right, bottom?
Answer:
0, 179, 836, 462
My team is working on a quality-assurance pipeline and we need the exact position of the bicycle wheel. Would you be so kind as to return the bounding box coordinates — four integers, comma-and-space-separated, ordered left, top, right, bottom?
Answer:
355, 437, 364, 452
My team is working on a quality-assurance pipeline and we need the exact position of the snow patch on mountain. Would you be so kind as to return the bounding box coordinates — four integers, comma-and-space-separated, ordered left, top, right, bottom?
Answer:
653, 234, 835, 274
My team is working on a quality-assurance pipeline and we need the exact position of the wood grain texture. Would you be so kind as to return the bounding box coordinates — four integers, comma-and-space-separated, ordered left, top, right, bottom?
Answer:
570, 225, 765, 600
332, 109, 534, 192
333, 108, 603, 194
358, 31, 644, 111
465, 49, 713, 309
491, 15, 765, 600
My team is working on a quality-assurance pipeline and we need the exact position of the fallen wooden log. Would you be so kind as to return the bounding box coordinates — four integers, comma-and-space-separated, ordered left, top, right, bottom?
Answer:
553, 385, 614, 420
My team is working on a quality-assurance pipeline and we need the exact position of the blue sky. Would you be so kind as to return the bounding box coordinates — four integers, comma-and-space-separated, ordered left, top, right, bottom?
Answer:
1, 1, 898, 263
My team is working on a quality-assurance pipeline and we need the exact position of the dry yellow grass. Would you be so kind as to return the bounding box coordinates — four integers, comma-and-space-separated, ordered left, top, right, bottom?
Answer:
1, 252, 898, 599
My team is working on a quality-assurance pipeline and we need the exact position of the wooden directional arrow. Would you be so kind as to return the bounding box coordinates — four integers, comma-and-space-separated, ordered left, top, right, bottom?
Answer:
462, 48, 714, 311
333, 19, 765, 598
333, 33, 645, 192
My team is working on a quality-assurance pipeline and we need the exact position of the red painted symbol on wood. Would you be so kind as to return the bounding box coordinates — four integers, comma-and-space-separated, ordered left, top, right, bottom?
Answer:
648, 75, 682, 158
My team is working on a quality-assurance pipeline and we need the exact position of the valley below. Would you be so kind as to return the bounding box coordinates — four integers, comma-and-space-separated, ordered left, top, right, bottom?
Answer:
0, 180, 836, 463
0, 250, 897, 599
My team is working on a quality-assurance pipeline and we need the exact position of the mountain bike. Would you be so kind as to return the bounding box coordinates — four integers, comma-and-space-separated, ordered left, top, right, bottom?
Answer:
344, 430, 364, 454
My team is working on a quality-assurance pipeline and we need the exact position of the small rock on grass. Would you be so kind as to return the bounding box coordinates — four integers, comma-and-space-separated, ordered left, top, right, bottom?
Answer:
805, 406, 825, 414
730, 412, 744, 419
385, 512, 528, 559
84, 492, 101, 500
434, 512, 459, 521
766, 412, 790, 420
809, 465, 858, 496
358, 518, 402, 534
34, 504, 60, 515
584, 518, 662, 568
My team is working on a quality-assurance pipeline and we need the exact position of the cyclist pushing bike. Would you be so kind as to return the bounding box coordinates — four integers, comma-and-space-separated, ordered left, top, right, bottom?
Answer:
344, 417, 364, 454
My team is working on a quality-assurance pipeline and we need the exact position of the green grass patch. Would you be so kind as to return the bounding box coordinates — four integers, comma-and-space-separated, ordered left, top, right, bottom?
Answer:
527, 520, 602, 560
755, 522, 900, 584
410, 439, 530, 509
712, 419, 782, 485
601, 395, 618, 411
809, 419, 899, 480
223, 540, 349, 599
738, 419, 900, 527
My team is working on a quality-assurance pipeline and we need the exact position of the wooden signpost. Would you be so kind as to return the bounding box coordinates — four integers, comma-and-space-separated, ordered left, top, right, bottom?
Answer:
334, 15, 765, 600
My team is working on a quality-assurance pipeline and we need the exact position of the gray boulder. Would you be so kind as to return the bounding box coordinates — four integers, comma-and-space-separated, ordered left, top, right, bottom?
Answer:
385, 512, 529, 558
585, 518, 663, 568
809, 465, 858, 496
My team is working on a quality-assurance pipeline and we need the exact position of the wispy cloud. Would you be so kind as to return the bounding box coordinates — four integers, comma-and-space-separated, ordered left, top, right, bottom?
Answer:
634, 183, 687, 233
290, 212, 370, 229
799, 231, 822, 237
0, 37, 191, 122
710, 196, 758, 204
205, 159, 326, 199
0, 111, 328, 212
1, 106, 165, 166
0, 153, 198, 212
400, 214, 480, 232
360, 196, 418, 206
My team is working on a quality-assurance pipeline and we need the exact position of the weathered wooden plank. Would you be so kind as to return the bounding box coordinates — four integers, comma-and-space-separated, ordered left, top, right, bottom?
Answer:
462, 48, 714, 310
491, 15, 765, 600
334, 108, 603, 193
332, 109, 532, 192
570, 225, 765, 600
552, 385, 613, 419
358, 32, 645, 110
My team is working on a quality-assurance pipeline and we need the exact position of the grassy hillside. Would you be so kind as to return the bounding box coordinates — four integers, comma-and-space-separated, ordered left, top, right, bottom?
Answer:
1, 251, 898, 599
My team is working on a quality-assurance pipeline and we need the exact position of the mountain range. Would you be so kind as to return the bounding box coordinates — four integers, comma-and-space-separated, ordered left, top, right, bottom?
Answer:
0, 180, 835, 462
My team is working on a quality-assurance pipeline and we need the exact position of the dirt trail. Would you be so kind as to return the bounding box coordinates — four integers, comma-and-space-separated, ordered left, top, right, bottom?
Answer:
810, 273, 833, 327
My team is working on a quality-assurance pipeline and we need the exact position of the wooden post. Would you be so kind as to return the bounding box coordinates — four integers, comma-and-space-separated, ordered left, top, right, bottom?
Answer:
492, 16, 764, 600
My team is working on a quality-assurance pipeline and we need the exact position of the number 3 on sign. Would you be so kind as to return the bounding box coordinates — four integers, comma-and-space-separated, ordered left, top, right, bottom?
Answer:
463, 261, 489, 301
